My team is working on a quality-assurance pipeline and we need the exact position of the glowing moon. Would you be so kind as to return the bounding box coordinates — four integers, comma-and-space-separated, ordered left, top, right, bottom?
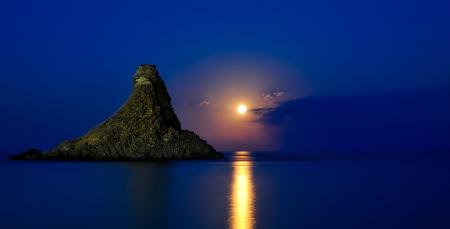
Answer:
237, 104, 248, 115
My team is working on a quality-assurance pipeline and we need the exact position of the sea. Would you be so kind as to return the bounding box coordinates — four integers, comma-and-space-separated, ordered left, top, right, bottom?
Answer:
1, 151, 450, 229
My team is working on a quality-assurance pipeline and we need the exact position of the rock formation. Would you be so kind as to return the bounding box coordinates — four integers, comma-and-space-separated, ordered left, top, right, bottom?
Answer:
11, 64, 223, 160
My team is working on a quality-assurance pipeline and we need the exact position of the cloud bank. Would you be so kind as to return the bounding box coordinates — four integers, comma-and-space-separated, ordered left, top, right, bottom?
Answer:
254, 89, 450, 154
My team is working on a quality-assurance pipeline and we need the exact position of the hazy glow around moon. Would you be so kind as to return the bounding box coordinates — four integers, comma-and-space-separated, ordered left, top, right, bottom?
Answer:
237, 104, 248, 115
172, 54, 308, 150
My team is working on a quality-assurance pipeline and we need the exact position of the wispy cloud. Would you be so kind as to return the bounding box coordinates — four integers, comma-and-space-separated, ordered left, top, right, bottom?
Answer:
260, 91, 285, 101
250, 91, 287, 119
251, 107, 276, 119
260, 91, 285, 102
197, 100, 211, 107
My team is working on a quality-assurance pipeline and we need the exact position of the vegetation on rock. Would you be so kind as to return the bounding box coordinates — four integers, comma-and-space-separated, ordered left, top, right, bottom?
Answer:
11, 64, 223, 160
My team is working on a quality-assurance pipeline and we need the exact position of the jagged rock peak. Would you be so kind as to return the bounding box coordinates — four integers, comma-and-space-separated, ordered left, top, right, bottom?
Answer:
128, 64, 181, 130
10, 64, 223, 160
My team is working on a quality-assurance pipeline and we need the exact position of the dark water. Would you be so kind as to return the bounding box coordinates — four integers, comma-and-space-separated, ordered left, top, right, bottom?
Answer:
1, 151, 450, 229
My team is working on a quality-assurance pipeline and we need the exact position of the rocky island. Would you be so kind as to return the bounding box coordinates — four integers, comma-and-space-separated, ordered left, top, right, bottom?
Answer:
11, 64, 223, 160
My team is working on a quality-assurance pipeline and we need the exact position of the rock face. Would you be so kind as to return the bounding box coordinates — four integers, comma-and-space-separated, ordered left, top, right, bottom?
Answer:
11, 64, 223, 160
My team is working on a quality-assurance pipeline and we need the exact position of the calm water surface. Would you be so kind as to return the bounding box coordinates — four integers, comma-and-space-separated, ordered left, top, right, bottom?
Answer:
1, 151, 450, 229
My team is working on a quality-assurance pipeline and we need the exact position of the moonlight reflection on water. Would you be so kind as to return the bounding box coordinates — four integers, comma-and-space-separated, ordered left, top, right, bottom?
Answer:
230, 151, 255, 229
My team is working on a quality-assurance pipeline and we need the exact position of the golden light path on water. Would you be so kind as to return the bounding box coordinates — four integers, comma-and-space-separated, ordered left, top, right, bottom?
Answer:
230, 151, 255, 229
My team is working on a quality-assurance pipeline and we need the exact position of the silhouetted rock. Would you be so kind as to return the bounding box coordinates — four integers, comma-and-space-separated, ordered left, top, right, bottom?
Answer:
9, 148, 42, 160
11, 65, 222, 160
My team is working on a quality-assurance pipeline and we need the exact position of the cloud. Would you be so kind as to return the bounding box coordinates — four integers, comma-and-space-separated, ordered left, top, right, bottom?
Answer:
254, 90, 450, 153
250, 107, 276, 119
250, 91, 287, 115
197, 100, 211, 107
260, 91, 285, 101
248, 90, 290, 120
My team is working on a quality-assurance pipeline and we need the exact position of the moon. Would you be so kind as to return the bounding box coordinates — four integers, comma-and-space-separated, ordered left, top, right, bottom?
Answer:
237, 104, 248, 115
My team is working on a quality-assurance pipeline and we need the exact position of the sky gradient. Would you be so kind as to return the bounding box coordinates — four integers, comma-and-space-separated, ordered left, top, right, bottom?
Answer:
1, 0, 450, 152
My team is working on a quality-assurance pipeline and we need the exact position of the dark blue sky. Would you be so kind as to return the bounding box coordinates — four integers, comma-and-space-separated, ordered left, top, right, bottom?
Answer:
1, 0, 450, 152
